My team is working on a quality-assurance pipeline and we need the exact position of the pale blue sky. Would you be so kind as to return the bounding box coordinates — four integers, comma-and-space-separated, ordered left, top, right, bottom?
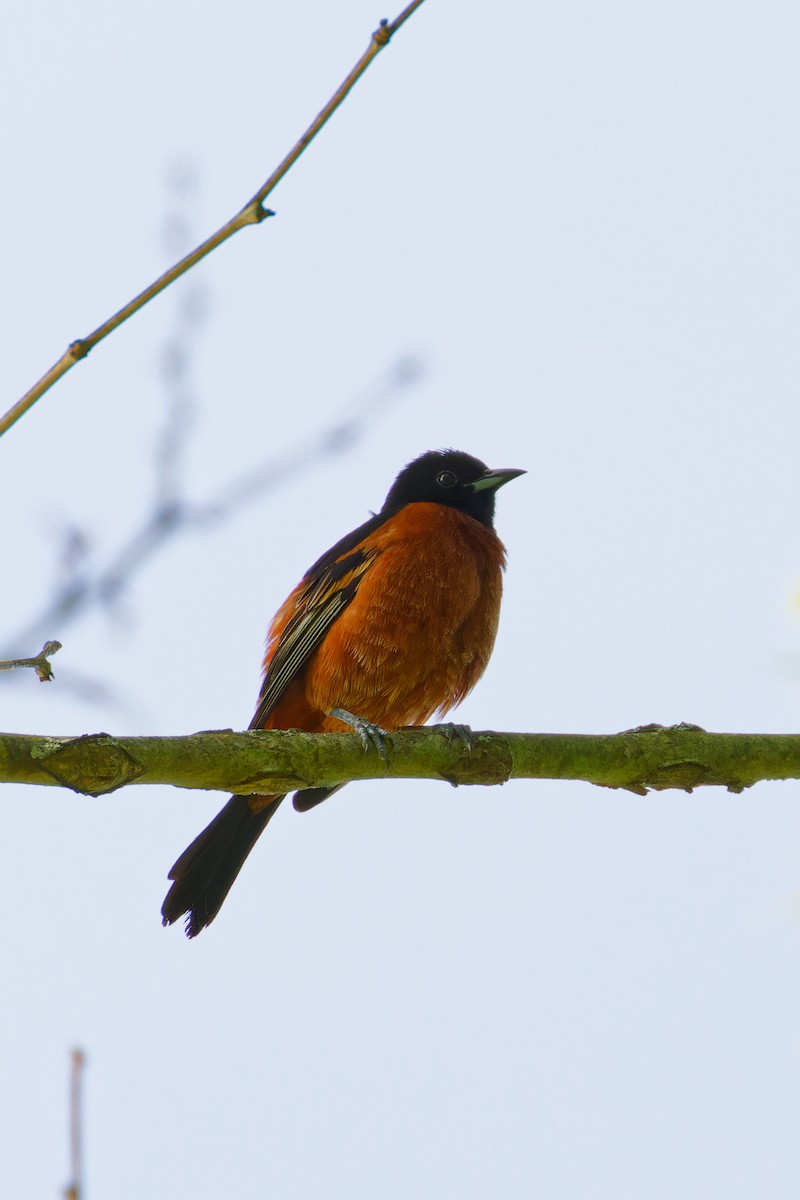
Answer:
2, 2, 800, 1196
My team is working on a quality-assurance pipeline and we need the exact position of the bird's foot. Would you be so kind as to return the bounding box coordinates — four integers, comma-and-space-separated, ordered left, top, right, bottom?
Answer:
329, 707, 389, 762
432, 722, 474, 751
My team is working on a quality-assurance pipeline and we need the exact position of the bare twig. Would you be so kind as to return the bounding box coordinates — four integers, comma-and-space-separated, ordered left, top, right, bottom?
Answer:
0, 1, 428, 439
64, 1047, 86, 1200
0, 640, 61, 681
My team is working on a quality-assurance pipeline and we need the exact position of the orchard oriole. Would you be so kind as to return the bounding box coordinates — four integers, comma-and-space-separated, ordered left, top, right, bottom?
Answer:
162, 449, 524, 936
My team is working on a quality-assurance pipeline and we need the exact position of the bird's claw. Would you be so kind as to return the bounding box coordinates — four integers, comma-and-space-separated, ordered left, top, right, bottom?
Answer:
433, 722, 474, 751
330, 707, 389, 763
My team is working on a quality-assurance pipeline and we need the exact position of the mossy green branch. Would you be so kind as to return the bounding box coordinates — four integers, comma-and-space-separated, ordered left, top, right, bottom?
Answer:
1, 723, 799, 798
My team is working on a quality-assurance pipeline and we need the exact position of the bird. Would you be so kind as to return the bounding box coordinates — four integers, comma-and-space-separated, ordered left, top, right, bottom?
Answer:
161, 449, 524, 936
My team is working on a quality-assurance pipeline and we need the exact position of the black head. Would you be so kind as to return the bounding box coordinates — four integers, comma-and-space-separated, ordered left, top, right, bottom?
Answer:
381, 449, 525, 529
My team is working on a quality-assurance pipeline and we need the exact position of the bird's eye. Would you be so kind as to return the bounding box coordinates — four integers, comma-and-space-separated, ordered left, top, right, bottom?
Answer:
436, 470, 458, 488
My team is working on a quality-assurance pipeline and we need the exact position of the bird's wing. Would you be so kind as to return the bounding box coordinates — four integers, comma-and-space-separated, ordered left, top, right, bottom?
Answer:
249, 545, 380, 730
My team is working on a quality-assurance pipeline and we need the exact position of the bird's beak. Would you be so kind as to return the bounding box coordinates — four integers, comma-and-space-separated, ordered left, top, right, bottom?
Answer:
468, 467, 526, 494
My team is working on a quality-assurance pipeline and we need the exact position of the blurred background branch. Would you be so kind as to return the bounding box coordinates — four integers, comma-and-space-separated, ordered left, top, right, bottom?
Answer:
63, 1048, 86, 1200
2, 357, 421, 656
2, 161, 424, 706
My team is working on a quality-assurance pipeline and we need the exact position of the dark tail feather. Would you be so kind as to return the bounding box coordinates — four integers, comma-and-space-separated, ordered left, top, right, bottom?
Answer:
292, 783, 344, 813
161, 794, 283, 937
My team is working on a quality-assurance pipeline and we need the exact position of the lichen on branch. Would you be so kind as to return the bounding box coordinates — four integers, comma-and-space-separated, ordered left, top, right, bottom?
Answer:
1, 723, 799, 798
